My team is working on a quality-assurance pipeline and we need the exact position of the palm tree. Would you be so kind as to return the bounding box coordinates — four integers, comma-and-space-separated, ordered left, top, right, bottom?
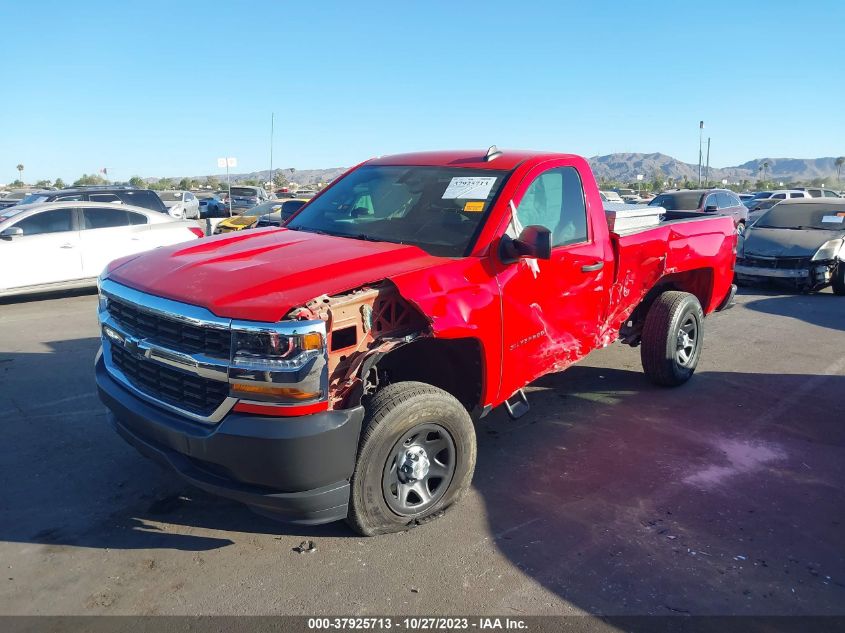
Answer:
16, 163, 24, 183
836, 157, 844, 191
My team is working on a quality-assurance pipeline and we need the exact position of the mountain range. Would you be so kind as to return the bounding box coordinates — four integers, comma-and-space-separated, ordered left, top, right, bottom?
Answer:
169, 153, 845, 187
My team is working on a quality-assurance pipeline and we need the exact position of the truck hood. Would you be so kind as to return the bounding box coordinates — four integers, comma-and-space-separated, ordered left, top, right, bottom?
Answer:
107, 227, 443, 321
742, 227, 843, 258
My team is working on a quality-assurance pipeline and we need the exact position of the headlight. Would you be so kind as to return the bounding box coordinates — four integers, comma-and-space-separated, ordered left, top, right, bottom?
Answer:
229, 322, 327, 404
812, 238, 844, 261
232, 329, 323, 370
97, 271, 108, 312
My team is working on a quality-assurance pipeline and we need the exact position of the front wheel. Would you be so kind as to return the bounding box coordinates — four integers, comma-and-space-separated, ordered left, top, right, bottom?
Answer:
640, 291, 704, 386
347, 381, 476, 536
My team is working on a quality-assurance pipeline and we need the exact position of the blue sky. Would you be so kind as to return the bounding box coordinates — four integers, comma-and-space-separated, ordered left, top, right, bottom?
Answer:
1, 0, 843, 183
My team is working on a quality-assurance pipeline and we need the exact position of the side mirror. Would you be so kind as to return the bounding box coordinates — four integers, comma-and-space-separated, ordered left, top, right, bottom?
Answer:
704, 204, 718, 212
0, 226, 23, 240
500, 225, 552, 263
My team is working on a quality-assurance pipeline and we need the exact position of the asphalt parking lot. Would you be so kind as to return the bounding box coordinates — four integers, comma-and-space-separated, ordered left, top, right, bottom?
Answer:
1, 286, 843, 617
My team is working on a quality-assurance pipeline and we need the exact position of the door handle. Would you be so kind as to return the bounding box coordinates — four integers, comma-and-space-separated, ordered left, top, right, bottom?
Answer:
581, 261, 604, 272
60, 243, 75, 249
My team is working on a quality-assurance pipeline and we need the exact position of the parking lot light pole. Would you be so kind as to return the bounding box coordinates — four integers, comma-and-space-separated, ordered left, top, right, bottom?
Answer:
698, 121, 704, 186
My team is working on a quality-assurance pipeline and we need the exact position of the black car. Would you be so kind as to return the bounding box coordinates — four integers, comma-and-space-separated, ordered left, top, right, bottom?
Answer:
17, 186, 168, 214
735, 199, 845, 294
649, 189, 748, 233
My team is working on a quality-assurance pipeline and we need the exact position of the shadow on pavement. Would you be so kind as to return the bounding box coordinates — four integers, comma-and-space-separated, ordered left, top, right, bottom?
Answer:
742, 290, 845, 332
2, 336, 844, 614
0, 286, 97, 305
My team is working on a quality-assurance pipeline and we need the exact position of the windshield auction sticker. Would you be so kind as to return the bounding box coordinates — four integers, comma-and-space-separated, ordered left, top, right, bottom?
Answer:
442, 176, 498, 200
822, 215, 844, 223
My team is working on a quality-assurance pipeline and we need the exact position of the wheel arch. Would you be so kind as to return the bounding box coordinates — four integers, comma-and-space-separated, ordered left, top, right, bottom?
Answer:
362, 337, 485, 415
620, 268, 714, 345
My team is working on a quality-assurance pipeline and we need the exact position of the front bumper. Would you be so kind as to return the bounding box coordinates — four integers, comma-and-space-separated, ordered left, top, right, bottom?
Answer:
96, 355, 364, 524
734, 264, 810, 279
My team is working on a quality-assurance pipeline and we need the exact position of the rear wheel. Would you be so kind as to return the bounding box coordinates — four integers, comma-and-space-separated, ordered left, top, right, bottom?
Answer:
347, 381, 476, 536
640, 291, 704, 386
832, 263, 845, 296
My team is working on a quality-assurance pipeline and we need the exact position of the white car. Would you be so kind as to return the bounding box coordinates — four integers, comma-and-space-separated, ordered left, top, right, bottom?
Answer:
600, 190, 624, 204
157, 190, 200, 219
0, 201, 203, 297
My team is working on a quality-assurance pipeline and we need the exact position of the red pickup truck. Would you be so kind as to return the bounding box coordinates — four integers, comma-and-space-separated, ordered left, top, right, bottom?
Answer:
95, 148, 737, 535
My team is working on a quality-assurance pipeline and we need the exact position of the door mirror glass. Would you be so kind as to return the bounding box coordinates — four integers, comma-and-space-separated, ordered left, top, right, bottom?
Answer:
0, 226, 23, 239
500, 225, 552, 263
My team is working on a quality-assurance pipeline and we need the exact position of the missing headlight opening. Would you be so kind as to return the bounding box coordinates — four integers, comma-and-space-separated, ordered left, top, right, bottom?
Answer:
286, 282, 429, 409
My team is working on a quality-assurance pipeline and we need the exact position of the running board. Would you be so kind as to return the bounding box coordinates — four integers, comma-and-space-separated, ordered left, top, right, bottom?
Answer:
504, 389, 530, 420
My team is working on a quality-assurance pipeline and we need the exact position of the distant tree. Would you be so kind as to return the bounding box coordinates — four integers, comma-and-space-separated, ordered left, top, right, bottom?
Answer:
177, 178, 193, 191
836, 157, 845, 189
10, 179, 24, 187
128, 175, 145, 188
243, 179, 259, 186
34, 179, 52, 188
16, 164, 24, 183
73, 173, 108, 186
273, 171, 289, 188
54, 178, 66, 189
205, 176, 220, 190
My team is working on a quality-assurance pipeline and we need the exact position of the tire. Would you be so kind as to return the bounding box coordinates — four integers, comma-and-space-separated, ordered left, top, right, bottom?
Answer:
347, 381, 476, 536
832, 263, 845, 296
640, 291, 704, 387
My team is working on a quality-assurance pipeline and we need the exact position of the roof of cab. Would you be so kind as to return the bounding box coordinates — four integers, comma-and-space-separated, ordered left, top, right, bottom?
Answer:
366, 149, 577, 171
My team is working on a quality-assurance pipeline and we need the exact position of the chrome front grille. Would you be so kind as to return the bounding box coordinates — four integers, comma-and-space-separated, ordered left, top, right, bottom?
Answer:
740, 256, 811, 270
110, 344, 229, 417
98, 279, 328, 424
106, 296, 231, 357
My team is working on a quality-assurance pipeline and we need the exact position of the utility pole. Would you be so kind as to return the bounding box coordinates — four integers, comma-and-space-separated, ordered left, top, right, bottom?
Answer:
705, 137, 711, 187
269, 112, 274, 193
698, 121, 704, 186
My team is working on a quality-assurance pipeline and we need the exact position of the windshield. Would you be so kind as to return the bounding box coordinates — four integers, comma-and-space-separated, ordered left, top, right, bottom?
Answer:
158, 192, 183, 201
19, 194, 50, 205
0, 207, 27, 222
286, 165, 509, 257
230, 187, 259, 197
244, 201, 283, 216
755, 204, 845, 230
649, 192, 704, 210
4, 191, 30, 200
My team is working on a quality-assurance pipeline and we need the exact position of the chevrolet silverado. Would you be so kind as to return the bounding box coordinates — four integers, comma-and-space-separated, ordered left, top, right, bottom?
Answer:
95, 148, 737, 535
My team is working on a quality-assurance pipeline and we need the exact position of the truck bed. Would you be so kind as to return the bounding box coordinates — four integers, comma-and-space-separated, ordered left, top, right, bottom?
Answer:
605, 212, 736, 330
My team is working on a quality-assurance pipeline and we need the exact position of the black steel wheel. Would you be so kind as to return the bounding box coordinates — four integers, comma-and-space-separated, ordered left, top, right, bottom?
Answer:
641, 291, 704, 386
382, 423, 456, 515
347, 381, 476, 536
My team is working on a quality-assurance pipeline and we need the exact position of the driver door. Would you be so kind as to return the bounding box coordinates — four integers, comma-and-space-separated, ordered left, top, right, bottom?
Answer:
495, 163, 609, 401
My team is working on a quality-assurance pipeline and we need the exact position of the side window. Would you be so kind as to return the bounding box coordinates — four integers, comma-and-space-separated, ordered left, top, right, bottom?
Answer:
703, 194, 718, 209
82, 207, 131, 229
186, 193, 195, 202
716, 192, 732, 208
772, 193, 786, 199
119, 191, 161, 212
14, 209, 74, 235
514, 166, 587, 247
89, 193, 122, 203
128, 211, 148, 225
55, 194, 83, 201
824, 190, 838, 198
